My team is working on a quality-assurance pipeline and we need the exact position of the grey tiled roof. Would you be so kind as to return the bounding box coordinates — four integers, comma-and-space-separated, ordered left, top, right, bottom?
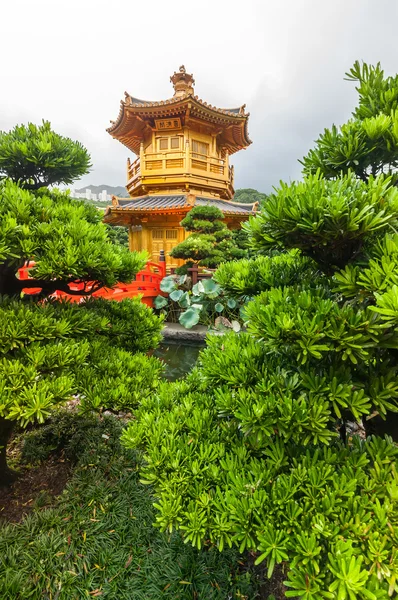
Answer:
196, 197, 254, 214
112, 195, 254, 214
124, 95, 246, 117
116, 195, 189, 210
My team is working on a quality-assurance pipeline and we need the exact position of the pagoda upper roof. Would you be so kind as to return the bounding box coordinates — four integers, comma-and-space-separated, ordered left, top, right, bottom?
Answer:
107, 66, 252, 156
117, 94, 245, 117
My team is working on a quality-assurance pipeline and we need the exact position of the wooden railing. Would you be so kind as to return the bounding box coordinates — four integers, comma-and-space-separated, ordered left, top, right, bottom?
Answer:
19, 257, 167, 308
128, 151, 231, 183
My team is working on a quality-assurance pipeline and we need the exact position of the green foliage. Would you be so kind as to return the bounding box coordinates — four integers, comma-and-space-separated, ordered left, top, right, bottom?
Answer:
122, 62, 398, 598
245, 171, 398, 270
0, 297, 163, 426
105, 224, 129, 248
170, 205, 247, 269
215, 251, 318, 296
79, 297, 163, 354
234, 188, 268, 205
0, 121, 91, 190
123, 333, 398, 598
0, 127, 160, 478
0, 180, 146, 297
181, 205, 225, 231
301, 61, 398, 184
0, 413, 261, 599
154, 274, 245, 330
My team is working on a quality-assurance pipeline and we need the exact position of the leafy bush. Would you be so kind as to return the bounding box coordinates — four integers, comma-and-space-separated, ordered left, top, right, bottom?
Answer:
79, 296, 163, 354
214, 251, 318, 296
0, 296, 163, 425
154, 274, 243, 330
0, 120, 91, 190
234, 188, 268, 205
105, 224, 129, 248
122, 62, 398, 599
170, 205, 246, 270
244, 172, 398, 271
0, 126, 160, 482
0, 180, 146, 297
0, 412, 261, 599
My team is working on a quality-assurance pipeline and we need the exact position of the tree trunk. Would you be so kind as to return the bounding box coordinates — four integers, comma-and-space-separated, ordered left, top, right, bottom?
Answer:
0, 417, 17, 486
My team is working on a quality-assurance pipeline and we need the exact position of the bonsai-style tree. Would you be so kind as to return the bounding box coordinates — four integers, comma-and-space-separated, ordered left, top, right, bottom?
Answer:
169, 205, 245, 270
122, 63, 398, 599
0, 126, 163, 484
0, 121, 91, 190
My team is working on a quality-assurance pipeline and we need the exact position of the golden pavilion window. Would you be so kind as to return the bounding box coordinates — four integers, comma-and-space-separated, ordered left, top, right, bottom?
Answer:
170, 137, 180, 149
192, 140, 209, 158
152, 229, 164, 239
159, 138, 168, 150
192, 140, 209, 170
166, 229, 178, 240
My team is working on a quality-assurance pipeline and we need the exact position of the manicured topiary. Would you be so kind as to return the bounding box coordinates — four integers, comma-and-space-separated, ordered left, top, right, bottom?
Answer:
170, 205, 246, 269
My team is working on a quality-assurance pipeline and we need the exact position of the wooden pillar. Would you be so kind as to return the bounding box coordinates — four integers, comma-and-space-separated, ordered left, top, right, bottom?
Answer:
185, 138, 190, 173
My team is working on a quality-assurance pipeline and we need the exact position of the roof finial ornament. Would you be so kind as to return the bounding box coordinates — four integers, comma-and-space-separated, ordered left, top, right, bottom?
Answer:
124, 91, 132, 106
170, 66, 195, 98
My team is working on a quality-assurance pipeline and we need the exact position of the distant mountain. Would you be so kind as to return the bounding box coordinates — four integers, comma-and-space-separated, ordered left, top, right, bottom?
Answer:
76, 184, 128, 197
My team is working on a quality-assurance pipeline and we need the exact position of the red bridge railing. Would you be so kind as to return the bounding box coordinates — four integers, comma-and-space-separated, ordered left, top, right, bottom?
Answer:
19, 258, 166, 308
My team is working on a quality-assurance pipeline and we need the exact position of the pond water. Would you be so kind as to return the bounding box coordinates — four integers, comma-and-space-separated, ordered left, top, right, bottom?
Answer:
153, 341, 204, 381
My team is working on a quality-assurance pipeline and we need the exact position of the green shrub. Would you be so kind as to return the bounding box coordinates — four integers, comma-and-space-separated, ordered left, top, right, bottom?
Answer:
0, 413, 261, 599
214, 251, 318, 296
244, 172, 398, 271
170, 205, 247, 269
301, 61, 398, 184
0, 120, 91, 190
0, 146, 158, 480
79, 296, 164, 354
122, 62, 398, 599
154, 274, 244, 330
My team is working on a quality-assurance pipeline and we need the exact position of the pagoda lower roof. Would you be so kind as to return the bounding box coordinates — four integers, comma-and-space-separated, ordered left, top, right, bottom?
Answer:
104, 194, 255, 219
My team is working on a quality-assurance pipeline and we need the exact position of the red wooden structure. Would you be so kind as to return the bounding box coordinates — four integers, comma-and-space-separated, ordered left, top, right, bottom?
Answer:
18, 259, 166, 307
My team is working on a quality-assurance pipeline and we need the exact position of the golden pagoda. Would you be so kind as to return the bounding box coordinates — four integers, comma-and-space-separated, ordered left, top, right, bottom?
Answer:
104, 66, 255, 269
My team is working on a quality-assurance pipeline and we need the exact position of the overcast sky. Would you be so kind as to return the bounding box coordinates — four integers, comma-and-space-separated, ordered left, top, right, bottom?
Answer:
1, 0, 397, 194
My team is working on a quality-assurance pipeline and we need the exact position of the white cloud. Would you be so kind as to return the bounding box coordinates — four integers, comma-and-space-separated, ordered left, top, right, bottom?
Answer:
1, 0, 397, 192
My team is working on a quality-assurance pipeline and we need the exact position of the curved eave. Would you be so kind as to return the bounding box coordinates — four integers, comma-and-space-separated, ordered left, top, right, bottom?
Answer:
107, 94, 251, 154
103, 205, 191, 225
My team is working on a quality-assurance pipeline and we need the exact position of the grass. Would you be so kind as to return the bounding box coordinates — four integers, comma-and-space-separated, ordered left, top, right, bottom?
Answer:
0, 412, 260, 599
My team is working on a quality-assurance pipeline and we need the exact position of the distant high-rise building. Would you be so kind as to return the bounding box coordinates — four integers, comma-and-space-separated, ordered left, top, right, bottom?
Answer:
101, 190, 107, 202
86, 188, 91, 200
